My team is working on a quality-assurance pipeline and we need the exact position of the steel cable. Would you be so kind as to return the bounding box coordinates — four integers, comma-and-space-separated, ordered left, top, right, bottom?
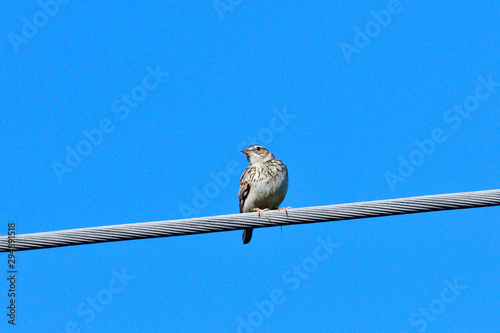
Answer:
1, 189, 499, 252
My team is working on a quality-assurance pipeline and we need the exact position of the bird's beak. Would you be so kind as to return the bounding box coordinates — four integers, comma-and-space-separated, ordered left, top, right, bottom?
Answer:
241, 150, 247, 154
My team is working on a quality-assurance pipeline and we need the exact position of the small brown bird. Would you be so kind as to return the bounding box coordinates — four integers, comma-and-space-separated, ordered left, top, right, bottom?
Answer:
239, 144, 289, 244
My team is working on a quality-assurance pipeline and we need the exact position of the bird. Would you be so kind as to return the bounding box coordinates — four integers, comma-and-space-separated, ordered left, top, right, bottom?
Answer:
238, 144, 289, 244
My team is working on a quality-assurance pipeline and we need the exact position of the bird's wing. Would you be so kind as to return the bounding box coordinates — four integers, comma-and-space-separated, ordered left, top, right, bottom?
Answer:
238, 167, 253, 213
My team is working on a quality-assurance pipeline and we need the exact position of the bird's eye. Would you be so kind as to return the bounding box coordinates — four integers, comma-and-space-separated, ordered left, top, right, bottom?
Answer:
256, 147, 261, 151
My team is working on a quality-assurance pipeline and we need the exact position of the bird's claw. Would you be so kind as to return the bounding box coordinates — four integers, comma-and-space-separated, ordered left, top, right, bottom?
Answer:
252, 208, 271, 220
277, 206, 292, 217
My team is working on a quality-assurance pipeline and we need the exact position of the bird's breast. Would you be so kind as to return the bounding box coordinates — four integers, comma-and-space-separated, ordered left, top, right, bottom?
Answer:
241, 163, 288, 212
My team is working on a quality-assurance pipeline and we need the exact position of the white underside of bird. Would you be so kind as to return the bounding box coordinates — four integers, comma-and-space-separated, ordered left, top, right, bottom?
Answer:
240, 164, 288, 213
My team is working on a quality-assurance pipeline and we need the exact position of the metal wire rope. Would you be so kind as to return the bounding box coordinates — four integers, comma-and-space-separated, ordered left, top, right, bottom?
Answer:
1, 189, 499, 252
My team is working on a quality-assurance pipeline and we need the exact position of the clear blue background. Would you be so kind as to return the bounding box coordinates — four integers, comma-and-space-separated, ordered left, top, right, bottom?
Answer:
1, 0, 499, 332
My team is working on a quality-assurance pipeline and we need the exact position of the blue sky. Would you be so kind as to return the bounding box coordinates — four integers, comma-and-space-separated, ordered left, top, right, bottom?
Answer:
1, 0, 499, 332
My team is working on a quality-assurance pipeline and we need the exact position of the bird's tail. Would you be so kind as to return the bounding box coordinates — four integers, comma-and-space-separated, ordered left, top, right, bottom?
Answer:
242, 228, 253, 244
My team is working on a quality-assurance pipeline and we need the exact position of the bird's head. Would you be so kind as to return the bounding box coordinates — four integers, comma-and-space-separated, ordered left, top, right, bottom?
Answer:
241, 145, 274, 165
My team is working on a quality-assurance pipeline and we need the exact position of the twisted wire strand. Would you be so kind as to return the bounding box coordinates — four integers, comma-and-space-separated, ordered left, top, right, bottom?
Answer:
1, 189, 499, 252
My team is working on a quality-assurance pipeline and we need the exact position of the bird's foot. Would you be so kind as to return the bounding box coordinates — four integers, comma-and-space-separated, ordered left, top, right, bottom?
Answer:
277, 206, 292, 217
252, 208, 271, 220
